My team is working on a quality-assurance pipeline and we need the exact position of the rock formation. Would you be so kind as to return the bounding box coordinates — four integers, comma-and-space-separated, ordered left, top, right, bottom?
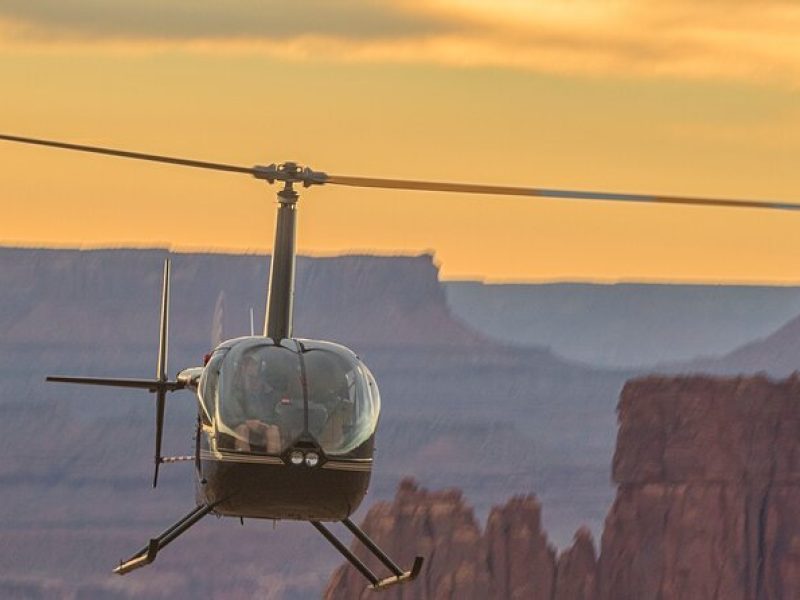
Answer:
323, 479, 590, 599
485, 496, 556, 599
326, 374, 800, 600
555, 528, 597, 600
599, 375, 800, 600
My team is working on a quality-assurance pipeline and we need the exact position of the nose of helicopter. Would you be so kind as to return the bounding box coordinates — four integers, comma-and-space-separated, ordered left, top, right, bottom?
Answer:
199, 450, 373, 521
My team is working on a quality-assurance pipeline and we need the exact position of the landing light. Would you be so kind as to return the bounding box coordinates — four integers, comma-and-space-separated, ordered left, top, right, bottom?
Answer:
289, 450, 304, 465
305, 452, 320, 468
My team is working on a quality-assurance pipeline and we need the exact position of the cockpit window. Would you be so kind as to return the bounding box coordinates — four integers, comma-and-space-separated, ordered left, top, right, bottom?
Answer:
210, 338, 380, 457
216, 342, 304, 453
199, 349, 227, 425
302, 343, 380, 455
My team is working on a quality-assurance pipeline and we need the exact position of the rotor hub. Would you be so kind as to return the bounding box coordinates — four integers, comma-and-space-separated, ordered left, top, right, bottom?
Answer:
253, 162, 328, 188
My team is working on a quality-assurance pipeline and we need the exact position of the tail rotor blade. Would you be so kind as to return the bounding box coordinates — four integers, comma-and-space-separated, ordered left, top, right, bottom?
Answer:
46, 376, 183, 391
157, 259, 171, 383
153, 258, 171, 488
153, 389, 166, 488
44, 256, 186, 489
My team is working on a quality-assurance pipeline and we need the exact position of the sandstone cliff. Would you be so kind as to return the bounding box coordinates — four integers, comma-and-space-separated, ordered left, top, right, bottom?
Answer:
599, 375, 800, 600
0, 248, 483, 348
326, 375, 800, 600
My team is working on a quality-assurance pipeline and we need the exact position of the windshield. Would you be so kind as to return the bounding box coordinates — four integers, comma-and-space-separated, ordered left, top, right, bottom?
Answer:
211, 338, 380, 456
301, 342, 381, 455
216, 341, 304, 453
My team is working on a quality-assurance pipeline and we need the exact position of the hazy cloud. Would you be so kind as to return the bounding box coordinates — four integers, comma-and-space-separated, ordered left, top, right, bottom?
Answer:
2, 0, 800, 85
0, 0, 449, 40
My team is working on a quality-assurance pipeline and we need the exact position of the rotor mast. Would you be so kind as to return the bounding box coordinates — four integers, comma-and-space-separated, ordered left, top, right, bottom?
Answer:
254, 162, 327, 340
265, 180, 298, 339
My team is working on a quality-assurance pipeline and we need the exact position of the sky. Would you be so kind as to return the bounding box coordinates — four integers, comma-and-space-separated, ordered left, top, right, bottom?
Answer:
2, 1, 800, 282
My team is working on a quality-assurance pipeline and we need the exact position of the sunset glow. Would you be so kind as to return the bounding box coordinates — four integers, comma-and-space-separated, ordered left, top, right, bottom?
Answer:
2, 1, 800, 282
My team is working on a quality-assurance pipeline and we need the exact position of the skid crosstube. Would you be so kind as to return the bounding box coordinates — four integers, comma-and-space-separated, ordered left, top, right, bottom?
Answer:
113, 503, 214, 575
312, 518, 424, 591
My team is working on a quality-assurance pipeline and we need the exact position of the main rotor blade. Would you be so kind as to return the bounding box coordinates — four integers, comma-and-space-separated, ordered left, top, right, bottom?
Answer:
4, 133, 798, 212
0, 133, 255, 175
326, 175, 800, 212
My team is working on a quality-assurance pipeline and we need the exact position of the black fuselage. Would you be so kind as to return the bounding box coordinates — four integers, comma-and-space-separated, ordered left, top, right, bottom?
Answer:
196, 428, 375, 521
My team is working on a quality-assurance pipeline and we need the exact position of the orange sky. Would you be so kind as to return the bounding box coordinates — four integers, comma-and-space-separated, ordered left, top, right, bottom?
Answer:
2, 1, 800, 282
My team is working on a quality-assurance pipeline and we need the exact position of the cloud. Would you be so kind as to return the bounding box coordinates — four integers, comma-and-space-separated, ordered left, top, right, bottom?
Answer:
0, 0, 450, 40
2, 0, 800, 85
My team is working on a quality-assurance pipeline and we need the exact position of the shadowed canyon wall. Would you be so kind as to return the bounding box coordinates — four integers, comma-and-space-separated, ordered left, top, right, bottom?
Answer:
326, 375, 800, 600
6, 248, 799, 598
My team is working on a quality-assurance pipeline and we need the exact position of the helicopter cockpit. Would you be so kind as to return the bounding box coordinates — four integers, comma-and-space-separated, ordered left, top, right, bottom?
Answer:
199, 338, 380, 457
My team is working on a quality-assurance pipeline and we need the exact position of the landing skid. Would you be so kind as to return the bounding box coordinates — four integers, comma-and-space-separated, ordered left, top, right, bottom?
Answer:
114, 503, 215, 575
312, 518, 424, 591
113, 507, 423, 589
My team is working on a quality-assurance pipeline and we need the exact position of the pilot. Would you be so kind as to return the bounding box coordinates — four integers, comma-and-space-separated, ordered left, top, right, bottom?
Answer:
230, 355, 282, 453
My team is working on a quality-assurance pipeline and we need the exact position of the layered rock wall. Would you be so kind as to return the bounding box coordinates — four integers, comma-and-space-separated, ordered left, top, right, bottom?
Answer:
599, 375, 800, 600
326, 375, 800, 600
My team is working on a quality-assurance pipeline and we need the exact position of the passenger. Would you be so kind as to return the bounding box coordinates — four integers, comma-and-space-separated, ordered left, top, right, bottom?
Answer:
306, 353, 351, 446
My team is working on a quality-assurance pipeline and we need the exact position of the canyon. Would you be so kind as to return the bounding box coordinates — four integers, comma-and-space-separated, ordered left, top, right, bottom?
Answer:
2, 247, 798, 598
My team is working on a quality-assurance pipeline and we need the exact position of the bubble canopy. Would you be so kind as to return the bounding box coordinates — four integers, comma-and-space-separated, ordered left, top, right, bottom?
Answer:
199, 338, 381, 456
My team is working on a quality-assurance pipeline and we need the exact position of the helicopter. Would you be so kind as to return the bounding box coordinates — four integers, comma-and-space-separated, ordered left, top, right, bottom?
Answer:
1, 132, 799, 590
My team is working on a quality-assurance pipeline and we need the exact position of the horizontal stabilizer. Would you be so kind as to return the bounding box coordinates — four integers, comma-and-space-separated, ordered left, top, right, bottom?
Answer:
46, 376, 183, 392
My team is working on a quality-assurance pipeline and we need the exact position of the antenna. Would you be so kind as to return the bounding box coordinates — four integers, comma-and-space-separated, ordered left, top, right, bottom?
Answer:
249, 307, 255, 336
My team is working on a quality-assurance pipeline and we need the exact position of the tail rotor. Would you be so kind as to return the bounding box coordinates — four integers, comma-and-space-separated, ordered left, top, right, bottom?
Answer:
153, 259, 172, 487
46, 257, 184, 488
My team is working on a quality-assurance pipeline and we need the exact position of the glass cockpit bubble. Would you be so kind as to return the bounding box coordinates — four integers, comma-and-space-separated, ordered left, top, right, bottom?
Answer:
203, 338, 380, 457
